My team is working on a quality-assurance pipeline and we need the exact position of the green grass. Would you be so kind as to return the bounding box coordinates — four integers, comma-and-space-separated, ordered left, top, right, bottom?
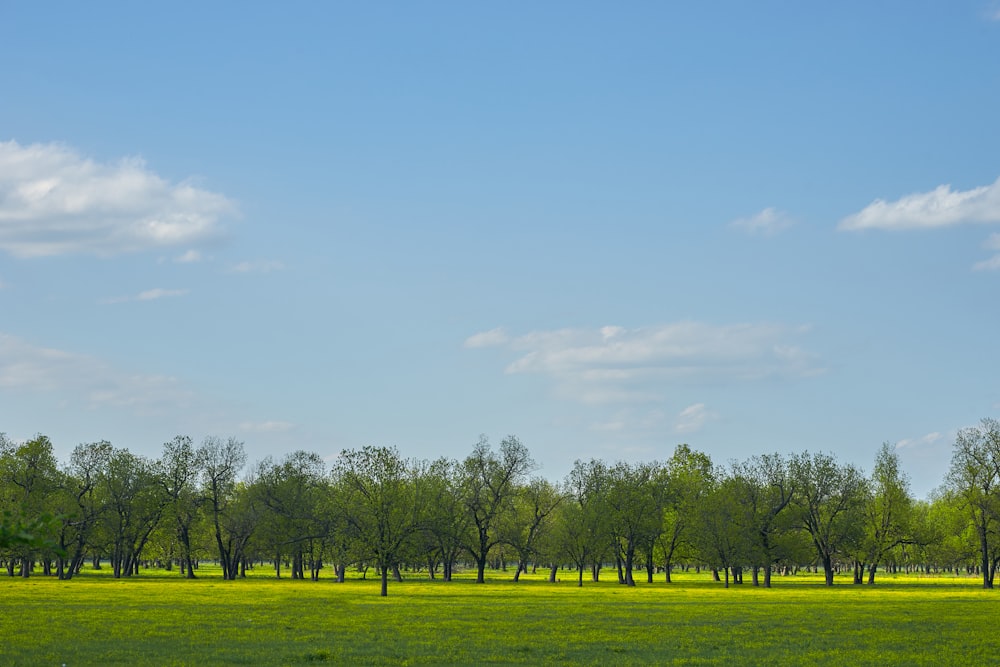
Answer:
1, 566, 998, 665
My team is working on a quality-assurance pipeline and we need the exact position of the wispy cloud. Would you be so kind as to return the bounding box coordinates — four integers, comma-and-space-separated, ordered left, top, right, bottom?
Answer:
0, 140, 235, 258
973, 233, 1000, 271
838, 177, 1000, 231
730, 207, 795, 236
674, 403, 716, 434
228, 260, 284, 274
894, 432, 944, 450
840, 178, 1000, 270
0, 332, 193, 413
590, 408, 666, 433
239, 420, 296, 433
464, 327, 510, 348
102, 287, 189, 304
174, 249, 204, 263
466, 322, 822, 405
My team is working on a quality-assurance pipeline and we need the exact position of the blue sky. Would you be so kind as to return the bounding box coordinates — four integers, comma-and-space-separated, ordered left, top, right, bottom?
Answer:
2, 2, 999, 497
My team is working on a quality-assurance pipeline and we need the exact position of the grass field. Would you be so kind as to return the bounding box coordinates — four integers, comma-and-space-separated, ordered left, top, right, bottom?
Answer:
1, 566, 998, 665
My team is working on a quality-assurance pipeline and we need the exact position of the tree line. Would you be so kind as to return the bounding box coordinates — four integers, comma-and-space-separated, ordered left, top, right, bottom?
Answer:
2, 418, 999, 596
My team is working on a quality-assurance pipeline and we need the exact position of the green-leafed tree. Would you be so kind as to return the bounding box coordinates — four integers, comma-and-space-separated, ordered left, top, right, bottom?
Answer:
790, 451, 867, 586
200, 436, 249, 580
558, 459, 612, 586
605, 460, 662, 586
2, 435, 64, 577
334, 445, 425, 597
102, 447, 168, 578
460, 435, 535, 584
860, 442, 914, 584
945, 418, 1000, 588
160, 436, 204, 578
694, 469, 753, 588
735, 453, 796, 587
501, 476, 562, 582
256, 450, 328, 580
657, 444, 713, 582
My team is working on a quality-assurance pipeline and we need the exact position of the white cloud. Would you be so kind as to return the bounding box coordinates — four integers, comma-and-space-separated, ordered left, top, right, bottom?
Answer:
730, 207, 795, 236
102, 287, 189, 304
591, 408, 666, 433
228, 259, 284, 274
239, 420, 296, 433
838, 177, 1000, 231
0, 140, 235, 258
974, 233, 1000, 271
467, 321, 821, 404
973, 255, 1000, 272
0, 332, 193, 413
895, 431, 944, 450
174, 249, 204, 263
464, 327, 510, 348
674, 403, 716, 434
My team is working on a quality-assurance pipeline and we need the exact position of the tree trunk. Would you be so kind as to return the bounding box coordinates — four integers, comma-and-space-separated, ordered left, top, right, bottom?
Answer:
763, 565, 772, 588
867, 563, 877, 585
380, 564, 389, 597
624, 547, 635, 586
548, 564, 558, 583
822, 554, 834, 586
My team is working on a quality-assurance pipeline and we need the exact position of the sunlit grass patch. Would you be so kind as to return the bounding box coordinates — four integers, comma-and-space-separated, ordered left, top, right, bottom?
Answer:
1, 567, 998, 665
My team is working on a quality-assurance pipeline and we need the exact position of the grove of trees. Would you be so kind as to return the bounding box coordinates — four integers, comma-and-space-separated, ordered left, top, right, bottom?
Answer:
2, 419, 1000, 596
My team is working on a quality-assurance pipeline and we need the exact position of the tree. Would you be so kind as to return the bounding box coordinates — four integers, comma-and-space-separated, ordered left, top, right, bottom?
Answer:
657, 444, 713, 583
256, 451, 328, 580
694, 470, 753, 588
861, 443, 913, 584
500, 476, 562, 582
460, 435, 535, 583
101, 447, 168, 578
160, 436, 204, 578
945, 418, 1000, 588
736, 453, 796, 587
334, 446, 424, 596
414, 457, 466, 581
200, 436, 248, 580
790, 451, 867, 586
57, 440, 113, 579
558, 459, 612, 586
605, 461, 662, 586
0, 435, 63, 577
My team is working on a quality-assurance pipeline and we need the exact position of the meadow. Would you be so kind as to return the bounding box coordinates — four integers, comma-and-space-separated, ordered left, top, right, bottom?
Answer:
1, 566, 997, 666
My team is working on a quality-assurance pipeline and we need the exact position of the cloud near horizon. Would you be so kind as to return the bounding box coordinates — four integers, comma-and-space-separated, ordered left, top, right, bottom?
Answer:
227, 259, 285, 274
101, 287, 189, 304
839, 177, 1000, 270
465, 322, 822, 405
730, 207, 795, 236
0, 140, 235, 258
838, 177, 1000, 231
0, 332, 193, 414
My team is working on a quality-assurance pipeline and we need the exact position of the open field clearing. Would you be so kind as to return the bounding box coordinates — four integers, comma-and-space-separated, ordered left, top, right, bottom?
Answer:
2, 567, 999, 665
